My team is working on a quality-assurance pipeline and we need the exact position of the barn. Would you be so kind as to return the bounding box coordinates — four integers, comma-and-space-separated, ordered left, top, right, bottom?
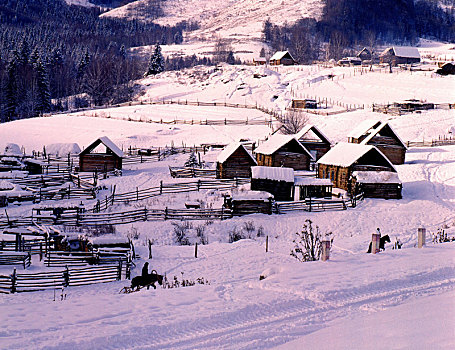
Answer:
269, 51, 297, 66
316, 142, 397, 193
216, 143, 257, 179
379, 46, 420, 66
254, 134, 313, 171
79, 136, 123, 173
356, 47, 372, 62
351, 171, 402, 199
347, 120, 407, 165
251, 166, 294, 201
253, 57, 266, 66
295, 125, 332, 161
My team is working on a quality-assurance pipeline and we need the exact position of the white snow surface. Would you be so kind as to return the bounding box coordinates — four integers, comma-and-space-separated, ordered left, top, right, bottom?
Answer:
251, 166, 294, 182
45, 142, 81, 156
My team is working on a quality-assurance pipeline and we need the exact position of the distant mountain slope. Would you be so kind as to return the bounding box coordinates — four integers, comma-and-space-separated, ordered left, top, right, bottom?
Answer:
102, 0, 324, 41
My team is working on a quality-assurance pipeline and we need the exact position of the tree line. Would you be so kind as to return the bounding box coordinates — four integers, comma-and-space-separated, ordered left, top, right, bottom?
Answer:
0, 0, 188, 122
263, 0, 455, 64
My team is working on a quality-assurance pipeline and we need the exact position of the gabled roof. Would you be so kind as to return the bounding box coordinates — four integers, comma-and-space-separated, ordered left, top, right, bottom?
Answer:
251, 166, 294, 182
357, 47, 371, 57
254, 134, 314, 159
381, 46, 420, 59
360, 122, 407, 150
316, 142, 396, 171
80, 136, 124, 157
269, 51, 296, 61
217, 143, 257, 164
347, 120, 382, 139
295, 125, 331, 145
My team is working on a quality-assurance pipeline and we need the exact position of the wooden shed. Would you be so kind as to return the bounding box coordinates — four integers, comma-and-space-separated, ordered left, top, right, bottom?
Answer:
255, 134, 313, 171
251, 166, 294, 201
295, 125, 332, 161
316, 142, 397, 193
347, 120, 406, 165
436, 62, 455, 76
216, 143, 257, 179
79, 136, 123, 173
224, 191, 274, 215
294, 177, 333, 200
269, 51, 298, 66
253, 57, 267, 66
291, 99, 318, 109
379, 46, 420, 66
351, 171, 402, 199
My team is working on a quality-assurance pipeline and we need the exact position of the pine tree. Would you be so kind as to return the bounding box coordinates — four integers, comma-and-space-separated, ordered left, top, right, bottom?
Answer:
145, 43, 164, 76
5, 58, 18, 121
35, 58, 51, 115
226, 51, 236, 65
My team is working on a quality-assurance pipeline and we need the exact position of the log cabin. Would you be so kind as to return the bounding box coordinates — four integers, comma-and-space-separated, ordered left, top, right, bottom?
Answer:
316, 142, 397, 194
216, 143, 257, 179
224, 191, 274, 215
293, 177, 333, 200
269, 51, 298, 66
347, 120, 406, 165
379, 46, 420, 66
79, 136, 123, 173
295, 125, 332, 161
254, 134, 313, 170
356, 47, 372, 62
251, 166, 294, 201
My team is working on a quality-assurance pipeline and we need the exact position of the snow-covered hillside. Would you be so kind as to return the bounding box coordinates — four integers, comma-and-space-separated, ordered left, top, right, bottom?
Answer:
102, 0, 323, 59
65, 0, 95, 7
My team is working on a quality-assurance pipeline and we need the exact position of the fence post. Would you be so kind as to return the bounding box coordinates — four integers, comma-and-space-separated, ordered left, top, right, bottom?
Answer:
144, 207, 148, 221
164, 207, 168, 220
197, 180, 201, 191
418, 227, 426, 248
136, 187, 139, 201
11, 268, 16, 294
63, 265, 70, 287
148, 239, 152, 259
117, 259, 123, 280
194, 243, 198, 258
160, 181, 163, 195
371, 230, 381, 254
266, 236, 269, 253
321, 240, 331, 261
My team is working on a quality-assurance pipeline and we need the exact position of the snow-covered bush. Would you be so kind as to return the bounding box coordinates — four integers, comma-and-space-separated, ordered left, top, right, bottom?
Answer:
172, 221, 192, 245
290, 219, 333, 262
432, 229, 455, 244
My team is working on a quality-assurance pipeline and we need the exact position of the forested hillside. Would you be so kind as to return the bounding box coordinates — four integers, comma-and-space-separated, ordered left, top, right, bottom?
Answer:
0, 0, 182, 122
265, 0, 455, 64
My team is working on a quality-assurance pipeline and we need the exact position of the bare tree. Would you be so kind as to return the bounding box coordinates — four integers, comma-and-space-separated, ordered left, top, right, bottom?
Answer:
278, 110, 309, 135
290, 219, 333, 262
213, 37, 233, 63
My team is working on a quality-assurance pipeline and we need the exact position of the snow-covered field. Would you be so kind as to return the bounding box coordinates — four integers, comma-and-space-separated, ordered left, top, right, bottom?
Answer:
1, 62, 455, 349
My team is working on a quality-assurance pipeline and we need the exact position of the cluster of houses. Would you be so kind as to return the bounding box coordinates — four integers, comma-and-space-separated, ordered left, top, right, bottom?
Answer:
216, 120, 406, 203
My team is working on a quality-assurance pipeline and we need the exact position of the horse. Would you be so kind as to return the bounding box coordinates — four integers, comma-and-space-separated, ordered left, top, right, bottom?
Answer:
367, 234, 391, 253
130, 269, 163, 291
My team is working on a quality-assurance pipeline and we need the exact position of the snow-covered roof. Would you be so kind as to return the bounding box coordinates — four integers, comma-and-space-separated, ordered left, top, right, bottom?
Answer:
90, 237, 130, 245
231, 190, 273, 201
316, 143, 396, 170
80, 136, 124, 157
251, 166, 294, 182
294, 177, 333, 186
217, 143, 256, 164
392, 47, 420, 59
254, 57, 266, 62
255, 134, 313, 158
360, 122, 407, 149
347, 120, 382, 139
270, 51, 294, 61
46, 143, 81, 156
295, 125, 331, 144
0, 180, 14, 190
352, 171, 401, 184
4, 143, 22, 156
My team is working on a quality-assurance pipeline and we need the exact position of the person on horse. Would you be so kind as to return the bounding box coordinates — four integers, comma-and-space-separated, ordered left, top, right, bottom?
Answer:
142, 262, 149, 277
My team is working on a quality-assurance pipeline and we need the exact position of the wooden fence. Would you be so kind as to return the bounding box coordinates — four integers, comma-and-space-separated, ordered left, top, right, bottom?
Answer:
169, 166, 217, 178
0, 252, 31, 269
275, 193, 363, 213
407, 138, 455, 148
0, 263, 127, 294
94, 178, 250, 211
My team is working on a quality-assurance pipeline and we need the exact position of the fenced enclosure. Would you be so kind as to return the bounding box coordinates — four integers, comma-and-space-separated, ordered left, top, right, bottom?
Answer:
0, 252, 31, 269
0, 263, 128, 294
275, 193, 363, 213
169, 166, 217, 178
